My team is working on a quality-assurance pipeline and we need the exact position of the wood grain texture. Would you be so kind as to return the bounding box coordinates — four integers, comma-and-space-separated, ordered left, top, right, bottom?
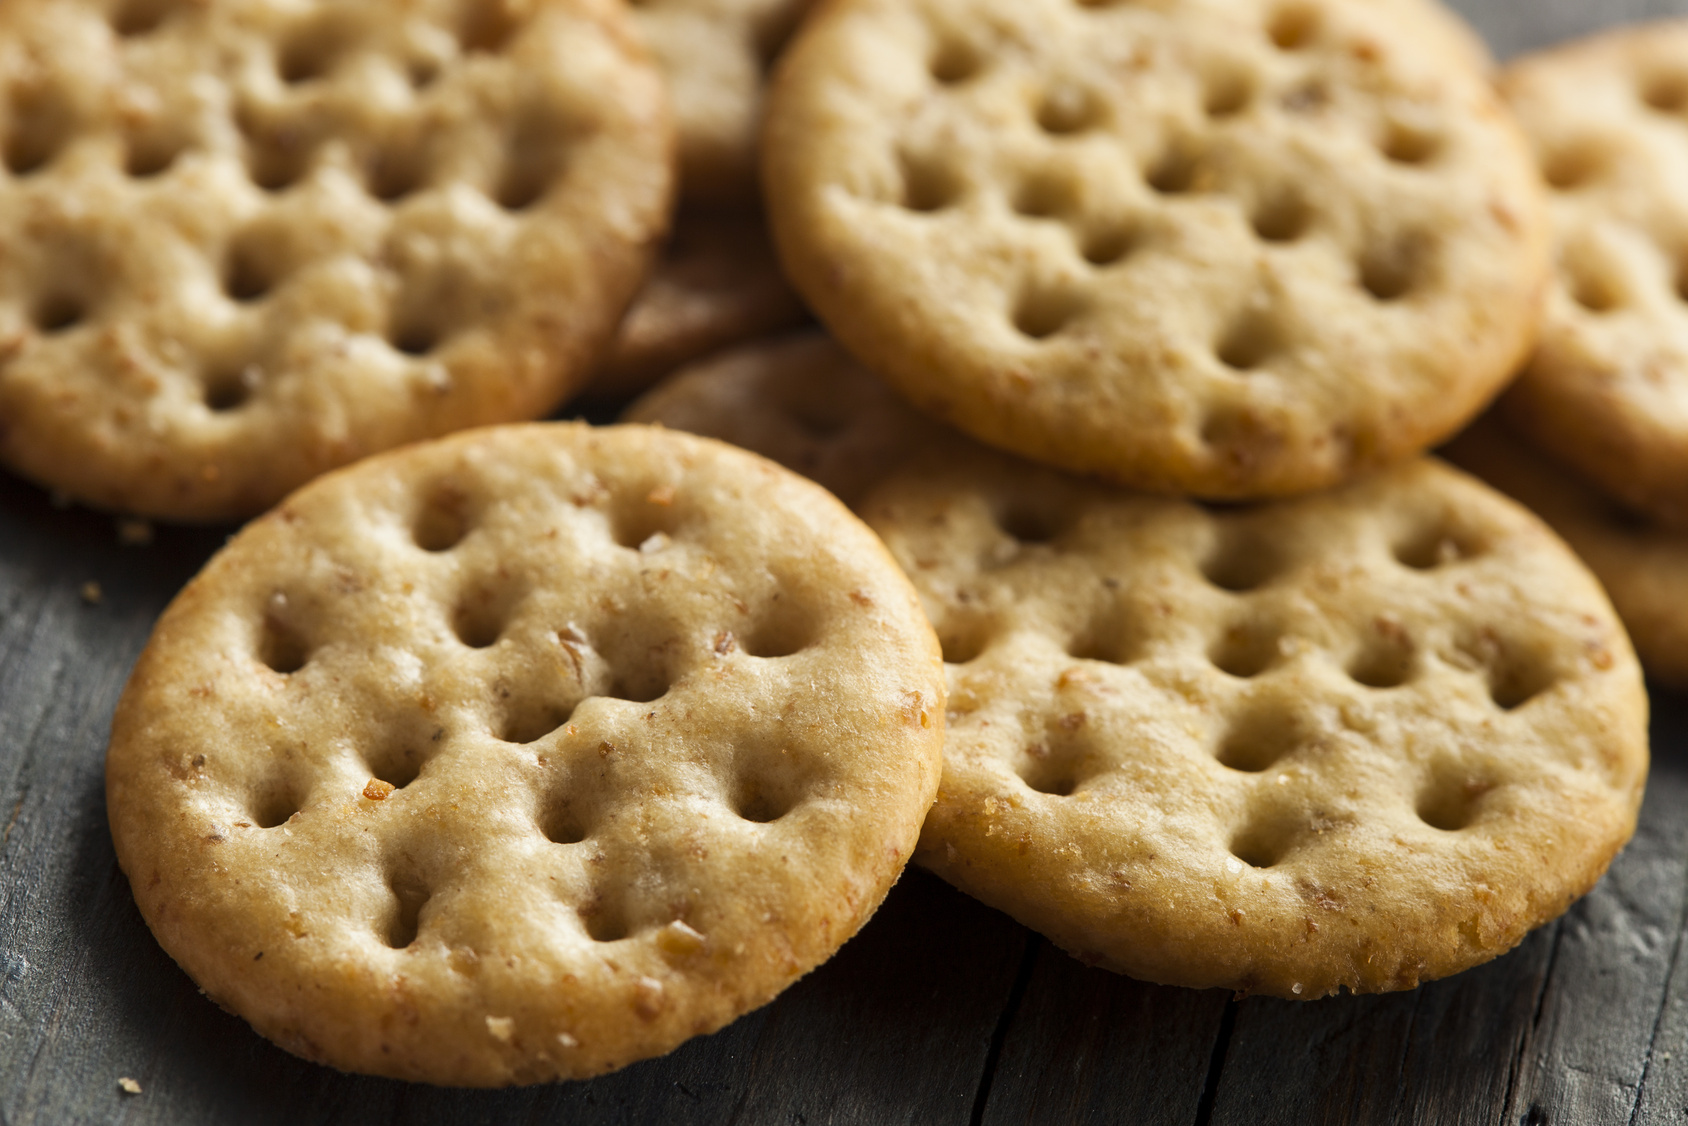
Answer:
4, 1, 1688, 1122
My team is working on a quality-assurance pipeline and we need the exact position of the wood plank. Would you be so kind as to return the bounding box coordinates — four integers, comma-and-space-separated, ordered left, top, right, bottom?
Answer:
976, 943, 1229, 1126
1197, 700, 1688, 1126
1500, 702, 1688, 1125
1448, 0, 1688, 58
1201, 929, 1549, 1126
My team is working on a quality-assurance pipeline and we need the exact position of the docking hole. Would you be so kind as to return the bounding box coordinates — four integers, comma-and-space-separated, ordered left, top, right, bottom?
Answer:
365, 736, 427, 790
1392, 519, 1479, 570
743, 601, 816, 659
258, 604, 310, 673
33, 294, 84, 334
1381, 121, 1441, 165
929, 38, 982, 84
1204, 68, 1254, 117
1542, 142, 1602, 191
1229, 810, 1294, 868
900, 151, 961, 213
940, 619, 992, 664
1568, 261, 1623, 313
580, 895, 628, 943
1415, 772, 1490, 831
1147, 142, 1201, 194
125, 134, 184, 178
1215, 707, 1301, 772
204, 366, 257, 412
112, 0, 175, 36
1037, 86, 1101, 135
1359, 237, 1425, 302
383, 875, 429, 948
250, 773, 305, 829
1209, 621, 1282, 679
1267, 4, 1320, 49
1348, 633, 1415, 688
1251, 191, 1309, 243
1081, 223, 1136, 267
451, 584, 518, 649
1643, 71, 1688, 113
1201, 520, 1284, 592
413, 484, 473, 551
1217, 310, 1284, 370
1012, 285, 1083, 339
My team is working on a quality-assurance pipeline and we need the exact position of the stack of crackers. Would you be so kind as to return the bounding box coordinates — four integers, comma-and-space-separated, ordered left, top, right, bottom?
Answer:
12, 0, 1658, 1090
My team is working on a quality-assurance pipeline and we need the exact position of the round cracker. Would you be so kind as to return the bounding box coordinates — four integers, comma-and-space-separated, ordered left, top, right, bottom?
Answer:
860, 448, 1646, 997
622, 332, 948, 504
763, 0, 1548, 499
105, 422, 945, 1085
1445, 414, 1688, 691
0, 0, 672, 521
1499, 22, 1688, 531
633, 0, 814, 203
588, 210, 808, 402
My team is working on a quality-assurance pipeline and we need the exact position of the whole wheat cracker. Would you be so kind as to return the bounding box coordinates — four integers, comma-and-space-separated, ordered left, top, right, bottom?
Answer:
105, 422, 945, 1084
1444, 414, 1688, 691
1499, 22, 1688, 531
860, 447, 1646, 997
589, 211, 808, 402
622, 332, 947, 504
633, 0, 814, 203
0, 0, 672, 521
763, 0, 1549, 499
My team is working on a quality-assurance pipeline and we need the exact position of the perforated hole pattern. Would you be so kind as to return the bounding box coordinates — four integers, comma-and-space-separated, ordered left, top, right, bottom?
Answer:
106, 425, 948, 1081
866, 453, 1617, 871
0, 0, 670, 520
766, 0, 1548, 497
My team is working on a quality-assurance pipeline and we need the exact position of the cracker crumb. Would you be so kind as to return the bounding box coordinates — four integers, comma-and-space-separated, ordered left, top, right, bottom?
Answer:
117, 1077, 142, 1095
486, 1016, 514, 1042
633, 976, 665, 1019
80, 581, 103, 605
117, 518, 155, 546
657, 919, 706, 957
362, 778, 396, 801
646, 485, 676, 506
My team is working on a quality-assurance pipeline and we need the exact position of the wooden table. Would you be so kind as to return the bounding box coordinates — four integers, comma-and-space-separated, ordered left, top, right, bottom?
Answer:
2, 2, 1683, 1121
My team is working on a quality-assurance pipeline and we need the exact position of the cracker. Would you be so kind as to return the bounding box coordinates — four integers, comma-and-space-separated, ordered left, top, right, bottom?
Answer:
0, 0, 672, 521
763, 0, 1549, 499
634, 0, 814, 203
859, 447, 1646, 997
1445, 414, 1688, 691
622, 332, 947, 504
589, 210, 808, 402
1498, 23, 1688, 531
105, 422, 945, 1084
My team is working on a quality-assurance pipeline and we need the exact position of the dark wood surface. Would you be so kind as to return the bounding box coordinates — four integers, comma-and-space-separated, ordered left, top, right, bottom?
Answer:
4, 2, 1687, 1122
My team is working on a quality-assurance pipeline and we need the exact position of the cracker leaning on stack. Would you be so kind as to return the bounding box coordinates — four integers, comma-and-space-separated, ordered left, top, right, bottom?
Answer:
106, 423, 945, 1084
